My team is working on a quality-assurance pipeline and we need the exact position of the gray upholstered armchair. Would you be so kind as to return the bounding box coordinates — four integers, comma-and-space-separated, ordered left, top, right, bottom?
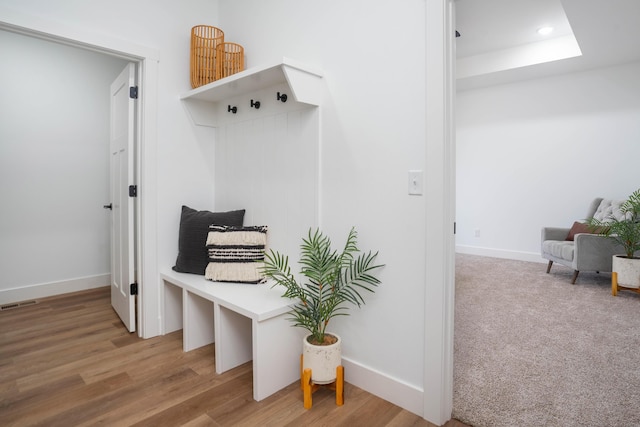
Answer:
541, 198, 626, 284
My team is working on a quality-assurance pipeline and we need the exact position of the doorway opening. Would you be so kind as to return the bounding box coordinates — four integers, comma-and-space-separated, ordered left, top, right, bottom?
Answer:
0, 19, 159, 338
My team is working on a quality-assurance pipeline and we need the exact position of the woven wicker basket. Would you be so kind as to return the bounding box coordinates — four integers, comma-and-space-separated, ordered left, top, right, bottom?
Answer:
190, 25, 224, 88
216, 42, 245, 80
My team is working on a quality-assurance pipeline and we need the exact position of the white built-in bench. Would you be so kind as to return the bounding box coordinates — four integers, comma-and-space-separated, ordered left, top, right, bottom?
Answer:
161, 268, 303, 401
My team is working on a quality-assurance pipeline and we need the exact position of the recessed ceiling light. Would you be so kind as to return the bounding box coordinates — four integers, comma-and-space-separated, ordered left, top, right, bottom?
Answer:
537, 26, 554, 36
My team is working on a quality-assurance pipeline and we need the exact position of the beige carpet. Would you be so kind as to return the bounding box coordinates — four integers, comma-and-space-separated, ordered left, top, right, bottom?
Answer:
453, 254, 640, 427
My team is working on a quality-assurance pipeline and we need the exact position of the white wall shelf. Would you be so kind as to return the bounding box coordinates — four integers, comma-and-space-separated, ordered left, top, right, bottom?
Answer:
180, 57, 323, 127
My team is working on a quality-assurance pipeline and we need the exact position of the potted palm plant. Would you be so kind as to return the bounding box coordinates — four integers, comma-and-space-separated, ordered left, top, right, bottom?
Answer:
262, 227, 383, 384
587, 188, 640, 294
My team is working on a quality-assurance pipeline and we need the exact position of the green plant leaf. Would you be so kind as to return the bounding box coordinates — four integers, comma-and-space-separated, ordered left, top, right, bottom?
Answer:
586, 188, 640, 258
261, 227, 384, 341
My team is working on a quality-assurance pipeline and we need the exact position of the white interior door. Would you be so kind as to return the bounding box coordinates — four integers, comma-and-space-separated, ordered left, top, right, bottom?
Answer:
109, 63, 137, 332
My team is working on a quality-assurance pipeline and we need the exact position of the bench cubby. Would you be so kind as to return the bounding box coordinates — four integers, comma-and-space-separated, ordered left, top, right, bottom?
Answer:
161, 268, 303, 401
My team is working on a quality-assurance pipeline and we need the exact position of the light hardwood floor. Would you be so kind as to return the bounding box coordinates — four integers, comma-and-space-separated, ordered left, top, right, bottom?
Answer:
0, 287, 468, 426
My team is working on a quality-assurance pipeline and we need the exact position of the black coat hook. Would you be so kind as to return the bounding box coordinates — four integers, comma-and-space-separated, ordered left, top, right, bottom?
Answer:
277, 92, 288, 103
228, 105, 237, 114
250, 99, 261, 109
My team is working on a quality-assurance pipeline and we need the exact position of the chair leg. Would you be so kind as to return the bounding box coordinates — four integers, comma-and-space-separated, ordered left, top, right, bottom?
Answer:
612, 272, 618, 296
571, 270, 579, 284
546, 261, 553, 274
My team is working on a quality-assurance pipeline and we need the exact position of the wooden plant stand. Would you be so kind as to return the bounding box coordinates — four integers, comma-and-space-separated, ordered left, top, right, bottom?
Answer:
300, 355, 344, 409
612, 272, 640, 296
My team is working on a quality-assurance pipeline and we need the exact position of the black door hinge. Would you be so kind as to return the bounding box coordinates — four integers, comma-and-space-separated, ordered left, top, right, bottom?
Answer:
130, 283, 138, 295
129, 86, 138, 99
129, 185, 137, 197
454, 222, 457, 235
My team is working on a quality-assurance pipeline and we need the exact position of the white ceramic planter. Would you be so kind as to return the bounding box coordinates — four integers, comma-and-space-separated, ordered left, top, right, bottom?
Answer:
613, 255, 640, 289
302, 333, 342, 384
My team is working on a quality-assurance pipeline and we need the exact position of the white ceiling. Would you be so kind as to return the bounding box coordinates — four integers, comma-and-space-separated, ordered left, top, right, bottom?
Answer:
455, 0, 640, 90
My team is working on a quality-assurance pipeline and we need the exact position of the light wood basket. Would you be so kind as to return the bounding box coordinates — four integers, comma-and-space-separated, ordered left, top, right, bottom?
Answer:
190, 25, 224, 88
216, 42, 245, 80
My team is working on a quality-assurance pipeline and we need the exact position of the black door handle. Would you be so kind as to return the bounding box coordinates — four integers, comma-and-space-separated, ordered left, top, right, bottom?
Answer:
103, 203, 113, 210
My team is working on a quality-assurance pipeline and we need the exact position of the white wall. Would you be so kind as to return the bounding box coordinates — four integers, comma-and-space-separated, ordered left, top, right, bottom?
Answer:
218, 0, 433, 416
214, 101, 320, 266
0, 0, 221, 303
456, 61, 640, 262
0, 30, 128, 303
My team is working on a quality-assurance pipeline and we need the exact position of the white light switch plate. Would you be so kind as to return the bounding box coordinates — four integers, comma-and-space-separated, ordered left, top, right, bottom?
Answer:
408, 170, 423, 195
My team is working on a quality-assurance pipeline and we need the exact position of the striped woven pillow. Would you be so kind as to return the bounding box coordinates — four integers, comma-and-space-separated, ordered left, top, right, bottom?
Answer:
205, 225, 268, 284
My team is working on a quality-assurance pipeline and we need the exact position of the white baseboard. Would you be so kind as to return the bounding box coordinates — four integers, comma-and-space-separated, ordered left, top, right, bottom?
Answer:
341, 356, 424, 418
0, 274, 111, 305
456, 245, 545, 264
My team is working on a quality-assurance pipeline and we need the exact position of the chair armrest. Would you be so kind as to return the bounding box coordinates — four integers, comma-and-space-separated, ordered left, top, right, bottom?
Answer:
574, 233, 625, 272
574, 233, 623, 252
541, 227, 570, 242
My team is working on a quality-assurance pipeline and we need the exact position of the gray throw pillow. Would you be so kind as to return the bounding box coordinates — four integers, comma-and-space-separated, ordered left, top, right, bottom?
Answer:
173, 205, 245, 275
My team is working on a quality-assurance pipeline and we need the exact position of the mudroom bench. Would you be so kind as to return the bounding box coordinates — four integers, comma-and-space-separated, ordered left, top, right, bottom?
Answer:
160, 268, 302, 401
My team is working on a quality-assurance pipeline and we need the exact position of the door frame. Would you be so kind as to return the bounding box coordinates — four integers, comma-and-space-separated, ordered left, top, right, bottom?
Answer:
423, 0, 455, 424
0, 10, 160, 338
